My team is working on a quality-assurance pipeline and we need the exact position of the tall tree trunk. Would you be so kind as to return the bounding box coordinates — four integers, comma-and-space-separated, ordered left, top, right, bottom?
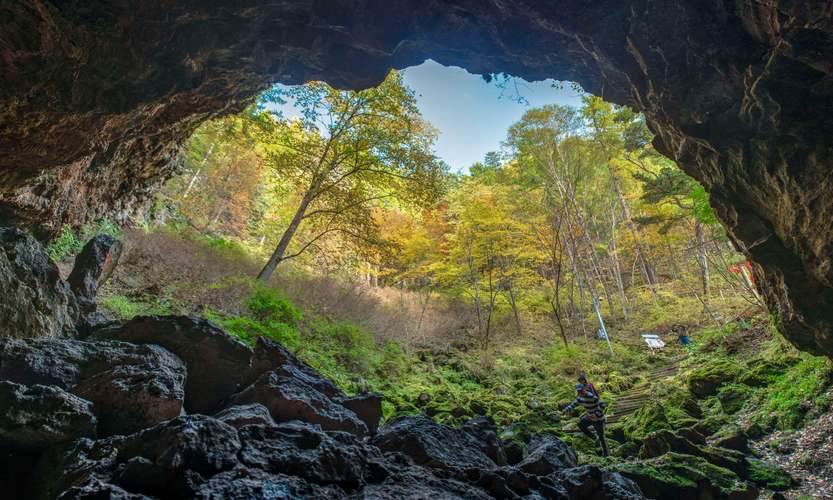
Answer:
609, 170, 658, 286
507, 282, 523, 335
183, 143, 215, 198
465, 239, 484, 339
257, 187, 316, 281
608, 201, 628, 317
694, 220, 710, 307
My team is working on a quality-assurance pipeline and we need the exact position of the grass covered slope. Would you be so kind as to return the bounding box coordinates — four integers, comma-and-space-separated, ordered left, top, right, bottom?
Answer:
605, 318, 833, 499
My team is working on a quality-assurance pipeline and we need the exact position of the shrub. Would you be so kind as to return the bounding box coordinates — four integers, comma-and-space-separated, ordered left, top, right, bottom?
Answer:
246, 287, 301, 327
201, 234, 251, 260
218, 315, 300, 350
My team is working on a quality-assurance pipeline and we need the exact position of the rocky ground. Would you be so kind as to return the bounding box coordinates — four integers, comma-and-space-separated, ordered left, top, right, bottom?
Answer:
0, 227, 648, 499
752, 390, 833, 500
2, 227, 828, 499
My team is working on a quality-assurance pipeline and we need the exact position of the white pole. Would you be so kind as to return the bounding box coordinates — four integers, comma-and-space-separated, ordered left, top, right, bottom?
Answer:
593, 296, 614, 355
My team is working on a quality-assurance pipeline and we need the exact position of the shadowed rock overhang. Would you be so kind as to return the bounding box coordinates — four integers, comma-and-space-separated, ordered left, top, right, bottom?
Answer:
2, 1, 833, 357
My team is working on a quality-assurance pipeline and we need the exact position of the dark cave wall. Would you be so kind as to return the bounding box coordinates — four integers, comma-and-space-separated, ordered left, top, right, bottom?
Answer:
2, 0, 833, 357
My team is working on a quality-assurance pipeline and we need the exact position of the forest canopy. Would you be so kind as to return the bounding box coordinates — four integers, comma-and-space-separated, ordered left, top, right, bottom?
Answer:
158, 71, 756, 349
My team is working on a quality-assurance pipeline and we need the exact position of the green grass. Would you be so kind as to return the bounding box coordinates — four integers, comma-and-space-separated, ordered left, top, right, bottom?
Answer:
750, 353, 833, 430
47, 220, 122, 261
100, 294, 174, 320
747, 458, 794, 491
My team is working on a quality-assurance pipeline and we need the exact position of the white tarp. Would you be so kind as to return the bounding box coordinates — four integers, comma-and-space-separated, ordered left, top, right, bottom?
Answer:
641, 334, 665, 349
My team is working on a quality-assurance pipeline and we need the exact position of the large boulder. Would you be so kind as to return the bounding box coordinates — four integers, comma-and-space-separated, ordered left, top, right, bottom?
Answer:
371, 416, 496, 472
214, 404, 276, 429
0, 381, 96, 452
0, 228, 78, 338
238, 421, 384, 487
71, 360, 186, 436
90, 316, 253, 413
250, 337, 343, 398
67, 235, 122, 303
228, 371, 368, 437
67, 234, 123, 330
356, 467, 494, 499
35, 415, 242, 499
516, 434, 577, 476
0, 381, 97, 498
194, 468, 347, 500
0, 337, 186, 436
461, 416, 508, 466
548, 465, 644, 500
338, 392, 383, 436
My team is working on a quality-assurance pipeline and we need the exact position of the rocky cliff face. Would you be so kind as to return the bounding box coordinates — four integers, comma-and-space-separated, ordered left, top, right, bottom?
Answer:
2, 1, 833, 356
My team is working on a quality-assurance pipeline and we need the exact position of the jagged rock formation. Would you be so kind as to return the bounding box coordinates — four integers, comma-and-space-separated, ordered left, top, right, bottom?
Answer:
0, 228, 79, 338
0, 228, 120, 338
1, 314, 646, 499
1, 1, 832, 357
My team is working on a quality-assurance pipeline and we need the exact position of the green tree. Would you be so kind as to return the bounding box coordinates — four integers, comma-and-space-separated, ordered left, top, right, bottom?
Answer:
254, 72, 445, 281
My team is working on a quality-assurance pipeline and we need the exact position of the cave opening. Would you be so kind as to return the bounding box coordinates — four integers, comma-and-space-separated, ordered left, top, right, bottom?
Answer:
3, 2, 833, 497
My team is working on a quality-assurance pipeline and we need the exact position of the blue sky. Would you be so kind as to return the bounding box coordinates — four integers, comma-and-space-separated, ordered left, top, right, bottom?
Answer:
272, 59, 585, 173
401, 60, 584, 172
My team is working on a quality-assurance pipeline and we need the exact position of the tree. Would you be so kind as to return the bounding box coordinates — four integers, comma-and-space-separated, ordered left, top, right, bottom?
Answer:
633, 164, 719, 306
165, 114, 265, 237
254, 72, 445, 281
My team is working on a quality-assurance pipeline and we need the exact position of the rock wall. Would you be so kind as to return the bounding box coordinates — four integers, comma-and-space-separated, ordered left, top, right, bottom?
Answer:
2, 1, 833, 356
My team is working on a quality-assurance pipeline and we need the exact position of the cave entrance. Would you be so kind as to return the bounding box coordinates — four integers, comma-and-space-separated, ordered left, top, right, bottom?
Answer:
4, 1, 833, 359
109, 59, 758, 363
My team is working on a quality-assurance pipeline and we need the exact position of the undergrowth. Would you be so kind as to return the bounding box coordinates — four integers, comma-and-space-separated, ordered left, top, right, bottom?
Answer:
47, 220, 122, 261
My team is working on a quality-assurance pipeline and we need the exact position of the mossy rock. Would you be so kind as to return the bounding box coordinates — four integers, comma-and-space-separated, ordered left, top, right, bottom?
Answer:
688, 414, 731, 437
746, 458, 795, 491
621, 386, 700, 440
687, 359, 742, 398
717, 383, 750, 414
709, 426, 749, 453
697, 445, 749, 478
615, 441, 641, 458
614, 452, 758, 500
738, 359, 786, 386
639, 430, 701, 459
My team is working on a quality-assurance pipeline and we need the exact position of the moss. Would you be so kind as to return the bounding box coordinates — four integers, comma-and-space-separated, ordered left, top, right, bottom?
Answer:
747, 458, 794, 491
615, 452, 752, 498
750, 354, 833, 430
686, 358, 742, 397
738, 359, 787, 386
620, 384, 700, 440
100, 294, 174, 319
717, 383, 749, 414
614, 460, 697, 490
